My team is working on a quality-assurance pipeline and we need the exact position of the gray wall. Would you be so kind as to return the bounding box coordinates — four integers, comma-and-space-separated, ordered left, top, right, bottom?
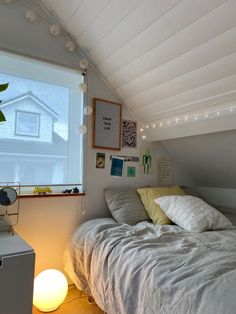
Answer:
162, 129, 236, 208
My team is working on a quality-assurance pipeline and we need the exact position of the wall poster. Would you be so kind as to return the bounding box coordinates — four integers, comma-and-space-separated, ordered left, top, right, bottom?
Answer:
93, 98, 122, 150
122, 120, 137, 148
157, 159, 172, 185
110, 157, 124, 178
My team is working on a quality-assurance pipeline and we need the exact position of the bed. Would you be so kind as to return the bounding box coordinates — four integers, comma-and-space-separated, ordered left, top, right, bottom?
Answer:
64, 187, 236, 314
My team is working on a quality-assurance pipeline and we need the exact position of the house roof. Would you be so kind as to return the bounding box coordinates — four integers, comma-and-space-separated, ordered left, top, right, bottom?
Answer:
0, 132, 67, 157
0, 92, 59, 122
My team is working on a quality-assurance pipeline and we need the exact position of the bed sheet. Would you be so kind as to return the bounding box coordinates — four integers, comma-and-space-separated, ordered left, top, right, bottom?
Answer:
64, 218, 236, 314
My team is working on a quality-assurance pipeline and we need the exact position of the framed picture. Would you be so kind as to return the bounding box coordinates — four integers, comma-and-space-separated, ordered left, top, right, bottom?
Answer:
93, 98, 122, 150
122, 120, 137, 148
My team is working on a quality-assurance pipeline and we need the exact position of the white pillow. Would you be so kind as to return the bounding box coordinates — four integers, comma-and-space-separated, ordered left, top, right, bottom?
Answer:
155, 195, 234, 232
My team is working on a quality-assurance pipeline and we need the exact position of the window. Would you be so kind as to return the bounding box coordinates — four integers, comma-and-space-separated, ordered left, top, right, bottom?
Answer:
15, 111, 40, 137
0, 51, 83, 186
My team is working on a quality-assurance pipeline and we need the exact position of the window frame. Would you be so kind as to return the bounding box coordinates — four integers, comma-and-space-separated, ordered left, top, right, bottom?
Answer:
15, 110, 41, 137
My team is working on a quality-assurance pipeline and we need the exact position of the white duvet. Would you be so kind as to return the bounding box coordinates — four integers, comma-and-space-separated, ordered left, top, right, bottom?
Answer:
64, 218, 236, 314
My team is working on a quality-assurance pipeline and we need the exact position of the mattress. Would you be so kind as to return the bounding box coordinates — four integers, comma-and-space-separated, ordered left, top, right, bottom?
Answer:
64, 218, 236, 314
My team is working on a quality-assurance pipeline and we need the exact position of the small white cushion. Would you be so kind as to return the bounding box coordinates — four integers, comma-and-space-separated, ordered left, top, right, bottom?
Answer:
155, 195, 234, 232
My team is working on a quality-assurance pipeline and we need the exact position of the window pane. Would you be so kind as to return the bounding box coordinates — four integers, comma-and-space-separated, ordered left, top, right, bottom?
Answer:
0, 51, 83, 186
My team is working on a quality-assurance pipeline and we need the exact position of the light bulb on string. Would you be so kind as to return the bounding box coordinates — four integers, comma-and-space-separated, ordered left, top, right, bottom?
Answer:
79, 124, 87, 135
79, 59, 88, 70
25, 9, 37, 22
84, 106, 92, 116
49, 24, 61, 36
65, 40, 75, 52
79, 82, 87, 93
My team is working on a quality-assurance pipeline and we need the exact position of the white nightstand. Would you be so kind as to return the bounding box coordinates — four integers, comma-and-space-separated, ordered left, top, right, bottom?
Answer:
0, 232, 35, 314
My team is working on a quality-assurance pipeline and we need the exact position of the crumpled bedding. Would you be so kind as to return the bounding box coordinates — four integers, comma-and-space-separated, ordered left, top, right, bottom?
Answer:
64, 218, 236, 314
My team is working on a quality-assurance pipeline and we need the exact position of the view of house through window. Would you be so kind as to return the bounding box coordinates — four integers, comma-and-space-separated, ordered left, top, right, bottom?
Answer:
0, 51, 83, 186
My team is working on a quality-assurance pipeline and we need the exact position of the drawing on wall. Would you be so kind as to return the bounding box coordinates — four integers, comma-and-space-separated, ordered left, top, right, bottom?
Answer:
157, 159, 172, 185
127, 166, 136, 177
96, 152, 105, 169
122, 120, 137, 148
110, 157, 124, 178
142, 148, 152, 174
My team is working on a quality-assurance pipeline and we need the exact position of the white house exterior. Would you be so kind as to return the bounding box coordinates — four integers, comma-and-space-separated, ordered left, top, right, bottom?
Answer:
0, 92, 68, 185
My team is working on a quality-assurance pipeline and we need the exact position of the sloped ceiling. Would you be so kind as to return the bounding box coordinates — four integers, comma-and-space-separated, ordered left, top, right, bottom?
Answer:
42, 0, 236, 140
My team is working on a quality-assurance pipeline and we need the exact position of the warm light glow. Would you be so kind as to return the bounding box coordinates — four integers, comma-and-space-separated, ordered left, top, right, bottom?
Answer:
152, 123, 156, 128
159, 122, 163, 127
142, 135, 146, 139
33, 269, 68, 312
216, 112, 220, 116
146, 125, 149, 129
204, 114, 208, 118
140, 127, 144, 132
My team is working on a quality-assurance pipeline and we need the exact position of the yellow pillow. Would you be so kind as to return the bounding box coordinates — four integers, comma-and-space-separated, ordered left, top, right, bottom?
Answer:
137, 186, 186, 224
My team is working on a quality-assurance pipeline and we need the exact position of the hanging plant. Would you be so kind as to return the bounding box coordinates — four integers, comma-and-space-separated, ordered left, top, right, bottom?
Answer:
0, 83, 9, 122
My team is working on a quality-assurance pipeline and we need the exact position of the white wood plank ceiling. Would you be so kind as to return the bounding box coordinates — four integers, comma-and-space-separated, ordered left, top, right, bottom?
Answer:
42, 0, 236, 139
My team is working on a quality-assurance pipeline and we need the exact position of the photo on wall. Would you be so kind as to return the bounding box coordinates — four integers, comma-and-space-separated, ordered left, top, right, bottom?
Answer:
110, 157, 124, 178
96, 152, 105, 169
122, 120, 137, 148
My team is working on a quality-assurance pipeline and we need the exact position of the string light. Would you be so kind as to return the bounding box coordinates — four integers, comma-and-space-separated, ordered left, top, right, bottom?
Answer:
25, 9, 37, 22
65, 40, 76, 52
79, 59, 89, 70
84, 106, 92, 116
142, 135, 146, 139
49, 24, 61, 36
140, 128, 144, 132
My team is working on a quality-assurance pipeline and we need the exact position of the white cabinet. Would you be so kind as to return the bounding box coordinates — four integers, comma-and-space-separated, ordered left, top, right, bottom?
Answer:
0, 232, 35, 314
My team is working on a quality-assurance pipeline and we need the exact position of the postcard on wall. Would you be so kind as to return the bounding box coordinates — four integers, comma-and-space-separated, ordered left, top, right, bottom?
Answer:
127, 166, 136, 177
157, 159, 172, 185
122, 120, 137, 148
110, 157, 124, 178
96, 152, 105, 169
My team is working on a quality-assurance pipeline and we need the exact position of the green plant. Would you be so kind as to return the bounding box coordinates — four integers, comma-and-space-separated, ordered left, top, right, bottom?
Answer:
0, 83, 9, 122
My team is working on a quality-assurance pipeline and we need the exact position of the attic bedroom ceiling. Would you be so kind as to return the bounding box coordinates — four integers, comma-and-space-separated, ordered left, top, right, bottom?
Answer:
19, 0, 236, 139
40, 0, 236, 140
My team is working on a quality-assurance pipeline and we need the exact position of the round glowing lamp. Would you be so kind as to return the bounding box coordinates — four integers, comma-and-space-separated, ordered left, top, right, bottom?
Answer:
33, 269, 68, 312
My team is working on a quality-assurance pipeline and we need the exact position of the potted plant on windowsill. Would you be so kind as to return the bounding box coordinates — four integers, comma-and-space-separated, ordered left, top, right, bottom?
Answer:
0, 83, 9, 122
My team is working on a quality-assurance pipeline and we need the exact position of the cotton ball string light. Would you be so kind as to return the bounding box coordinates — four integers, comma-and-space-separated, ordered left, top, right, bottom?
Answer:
49, 24, 61, 36
79, 82, 87, 93
25, 9, 37, 22
84, 106, 92, 116
79, 124, 87, 135
79, 59, 88, 70
65, 40, 75, 52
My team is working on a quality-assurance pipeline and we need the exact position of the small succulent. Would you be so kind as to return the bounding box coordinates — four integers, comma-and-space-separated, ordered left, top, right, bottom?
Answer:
0, 83, 9, 122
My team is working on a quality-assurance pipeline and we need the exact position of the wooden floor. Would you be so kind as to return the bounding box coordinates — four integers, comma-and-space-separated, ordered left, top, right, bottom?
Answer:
33, 286, 104, 314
